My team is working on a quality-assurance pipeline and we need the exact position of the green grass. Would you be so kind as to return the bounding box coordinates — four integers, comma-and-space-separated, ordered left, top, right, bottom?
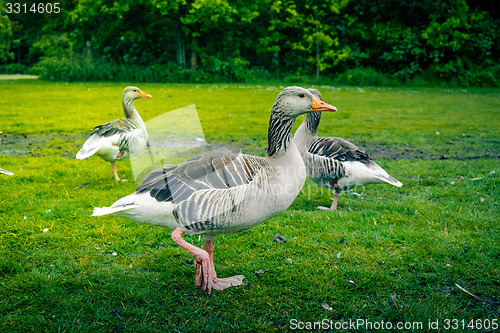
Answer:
0, 79, 499, 332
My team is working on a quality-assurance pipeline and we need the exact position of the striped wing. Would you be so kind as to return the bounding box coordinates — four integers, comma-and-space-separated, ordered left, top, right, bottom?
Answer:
136, 148, 268, 204
308, 137, 374, 164
135, 148, 270, 233
92, 118, 142, 152
303, 137, 374, 183
92, 118, 138, 137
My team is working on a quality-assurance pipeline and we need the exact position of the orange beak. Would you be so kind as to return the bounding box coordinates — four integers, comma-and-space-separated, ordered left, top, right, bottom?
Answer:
139, 90, 152, 98
312, 96, 336, 112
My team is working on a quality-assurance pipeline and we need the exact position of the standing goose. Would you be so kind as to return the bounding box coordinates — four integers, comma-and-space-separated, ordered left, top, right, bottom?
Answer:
294, 89, 402, 210
92, 86, 337, 293
76, 86, 151, 181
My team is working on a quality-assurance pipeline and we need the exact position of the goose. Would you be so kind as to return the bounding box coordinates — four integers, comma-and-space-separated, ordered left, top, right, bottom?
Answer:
76, 86, 151, 181
294, 88, 402, 210
92, 86, 337, 293
0, 168, 14, 176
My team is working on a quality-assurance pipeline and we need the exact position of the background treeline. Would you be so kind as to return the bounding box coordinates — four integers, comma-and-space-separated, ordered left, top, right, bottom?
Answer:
1, 0, 499, 86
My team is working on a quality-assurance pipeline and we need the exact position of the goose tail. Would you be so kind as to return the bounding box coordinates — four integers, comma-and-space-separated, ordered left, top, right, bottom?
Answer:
76, 134, 103, 159
374, 174, 403, 187
0, 168, 14, 176
92, 204, 137, 217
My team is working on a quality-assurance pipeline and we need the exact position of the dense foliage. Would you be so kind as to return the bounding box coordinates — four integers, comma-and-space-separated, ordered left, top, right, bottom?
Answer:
2, 0, 499, 85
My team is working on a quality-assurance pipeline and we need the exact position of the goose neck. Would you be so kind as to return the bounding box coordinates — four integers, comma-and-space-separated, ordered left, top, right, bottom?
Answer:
304, 111, 320, 135
122, 98, 144, 126
122, 98, 137, 117
267, 114, 295, 158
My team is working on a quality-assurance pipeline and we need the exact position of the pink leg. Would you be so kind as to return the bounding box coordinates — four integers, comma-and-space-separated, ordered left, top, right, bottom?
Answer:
204, 240, 245, 290
317, 183, 340, 211
171, 229, 209, 289
171, 229, 244, 294
316, 191, 340, 210
330, 191, 339, 210
112, 163, 120, 181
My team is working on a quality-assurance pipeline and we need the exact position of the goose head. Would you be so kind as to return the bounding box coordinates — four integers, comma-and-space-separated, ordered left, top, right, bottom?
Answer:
123, 86, 151, 101
267, 86, 336, 157
122, 86, 151, 118
272, 86, 336, 120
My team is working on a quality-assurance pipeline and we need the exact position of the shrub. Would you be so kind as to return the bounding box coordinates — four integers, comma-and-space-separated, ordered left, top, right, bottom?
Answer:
0, 63, 29, 74
333, 67, 398, 86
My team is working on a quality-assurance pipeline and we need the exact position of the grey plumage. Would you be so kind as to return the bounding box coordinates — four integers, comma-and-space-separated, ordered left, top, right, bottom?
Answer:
295, 88, 402, 209
93, 86, 338, 293
76, 86, 150, 180
136, 148, 270, 232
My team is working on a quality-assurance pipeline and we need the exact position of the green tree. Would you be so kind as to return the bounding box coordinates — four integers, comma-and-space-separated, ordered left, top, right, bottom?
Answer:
3, 0, 498, 85
0, 11, 14, 63
180, 0, 263, 79
259, 0, 350, 78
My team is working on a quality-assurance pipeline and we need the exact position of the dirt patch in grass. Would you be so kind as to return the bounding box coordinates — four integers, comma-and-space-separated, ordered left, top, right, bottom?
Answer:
0, 133, 86, 158
1, 133, 498, 160
352, 139, 500, 161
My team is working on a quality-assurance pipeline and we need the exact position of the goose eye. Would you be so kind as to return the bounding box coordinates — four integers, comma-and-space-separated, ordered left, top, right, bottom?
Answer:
299, 93, 305, 98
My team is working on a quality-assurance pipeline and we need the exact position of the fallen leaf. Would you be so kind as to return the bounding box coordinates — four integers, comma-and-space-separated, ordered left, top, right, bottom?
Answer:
321, 303, 333, 311
74, 181, 91, 190
273, 233, 286, 243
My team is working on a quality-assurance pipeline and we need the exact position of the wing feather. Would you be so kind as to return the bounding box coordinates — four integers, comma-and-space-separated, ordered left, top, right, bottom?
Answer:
93, 118, 138, 137
136, 149, 269, 206
308, 137, 374, 165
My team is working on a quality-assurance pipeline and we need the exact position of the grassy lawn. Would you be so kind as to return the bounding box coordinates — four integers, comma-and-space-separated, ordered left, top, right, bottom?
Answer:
0, 79, 498, 332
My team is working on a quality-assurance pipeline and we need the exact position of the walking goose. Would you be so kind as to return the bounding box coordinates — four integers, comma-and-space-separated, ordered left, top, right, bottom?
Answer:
294, 89, 402, 210
76, 86, 151, 181
92, 86, 337, 293
0, 168, 14, 176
